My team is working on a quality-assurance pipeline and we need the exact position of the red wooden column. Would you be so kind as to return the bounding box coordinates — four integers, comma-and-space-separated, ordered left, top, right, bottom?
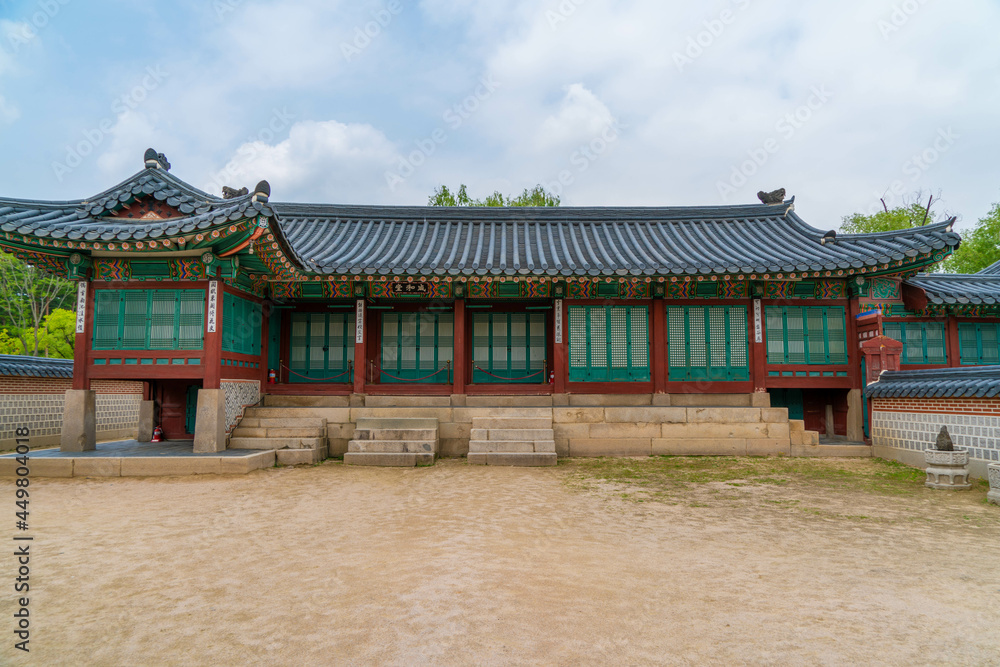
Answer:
203, 281, 223, 389
72, 280, 93, 390
353, 299, 366, 394
453, 298, 467, 394
553, 299, 568, 394
259, 303, 270, 390
946, 316, 960, 367
847, 295, 861, 386
750, 298, 767, 392
651, 298, 667, 393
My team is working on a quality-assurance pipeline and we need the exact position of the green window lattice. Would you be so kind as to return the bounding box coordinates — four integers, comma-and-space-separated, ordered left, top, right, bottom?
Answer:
765, 306, 847, 365
958, 323, 1000, 365
667, 306, 749, 381
472, 313, 546, 383
92, 289, 205, 351
568, 306, 649, 382
883, 321, 946, 365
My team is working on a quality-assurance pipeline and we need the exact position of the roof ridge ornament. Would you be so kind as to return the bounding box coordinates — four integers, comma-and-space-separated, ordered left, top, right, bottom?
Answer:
820, 229, 837, 245
252, 180, 271, 203
757, 188, 786, 205
143, 148, 170, 171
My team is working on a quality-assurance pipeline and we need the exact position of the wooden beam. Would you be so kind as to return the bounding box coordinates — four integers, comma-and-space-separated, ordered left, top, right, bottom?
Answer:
651, 298, 667, 393
203, 281, 222, 389
946, 316, 961, 367
72, 281, 93, 390
553, 299, 567, 394
353, 299, 366, 394
453, 298, 467, 395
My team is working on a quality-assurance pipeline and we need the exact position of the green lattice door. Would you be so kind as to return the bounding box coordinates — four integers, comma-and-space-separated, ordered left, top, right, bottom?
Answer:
667, 306, 749, 381
472, 313, 546, 383
288, 312, 355, 382
381, 312, 453, 383
568, 306, 649, 382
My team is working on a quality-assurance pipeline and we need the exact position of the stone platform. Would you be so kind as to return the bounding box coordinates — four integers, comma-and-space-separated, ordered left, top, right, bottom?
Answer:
0, 440, 274, 477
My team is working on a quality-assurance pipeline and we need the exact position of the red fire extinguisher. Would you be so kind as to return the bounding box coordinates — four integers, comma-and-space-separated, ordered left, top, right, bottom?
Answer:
152, 425, 164, 442
268, 368, 277, 384
549, 370, 555, 384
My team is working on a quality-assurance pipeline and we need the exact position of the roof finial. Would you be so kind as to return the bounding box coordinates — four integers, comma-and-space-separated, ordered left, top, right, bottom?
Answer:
252, 180, 271, 203
143, 148, 170, 171
757, 188, 786, 205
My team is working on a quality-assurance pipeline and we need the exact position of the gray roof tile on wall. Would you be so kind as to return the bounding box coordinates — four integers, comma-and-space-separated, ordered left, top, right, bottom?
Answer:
865, 365, 1000, 399
0, 355, 73, 378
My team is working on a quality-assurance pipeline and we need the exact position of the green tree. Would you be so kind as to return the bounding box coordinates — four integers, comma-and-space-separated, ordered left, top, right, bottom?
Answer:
37, 308, 76, 359
840, 201, 940, 235
0, 253, 75, 356
944, 203, 1000, 274
429, 184, 560, 207
0, 329, 25, 355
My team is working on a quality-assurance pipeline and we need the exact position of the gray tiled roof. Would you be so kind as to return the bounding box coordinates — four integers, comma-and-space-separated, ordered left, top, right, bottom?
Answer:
0, 168, 272, 242
977, 259, 1000, 275
0, 354, 72, 378
904, 273, 1000, 305
273, 201, 960, 277
865, 365, 1000, 398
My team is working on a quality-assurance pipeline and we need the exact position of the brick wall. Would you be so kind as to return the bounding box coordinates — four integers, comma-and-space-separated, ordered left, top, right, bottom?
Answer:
0, 378, 142, 395
0, 376, 142, 449
873, 397, 1000, 416
871, 396, 1000, 464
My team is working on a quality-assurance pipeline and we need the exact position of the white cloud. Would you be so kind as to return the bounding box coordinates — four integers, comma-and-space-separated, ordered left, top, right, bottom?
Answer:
536, 84, 615, 150
206, 119, 405, 203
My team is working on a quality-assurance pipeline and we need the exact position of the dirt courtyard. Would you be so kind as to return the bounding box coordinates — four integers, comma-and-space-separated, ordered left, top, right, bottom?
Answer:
2, 457, 999, 665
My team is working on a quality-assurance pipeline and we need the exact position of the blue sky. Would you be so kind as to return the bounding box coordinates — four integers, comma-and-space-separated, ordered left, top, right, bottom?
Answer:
0, 0, 998, 231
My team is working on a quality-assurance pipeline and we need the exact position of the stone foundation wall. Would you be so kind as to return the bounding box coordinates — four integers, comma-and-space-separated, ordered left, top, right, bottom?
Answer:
871, 396, 1000, 479
260, 393, 794, 459
0, 378, 143, 450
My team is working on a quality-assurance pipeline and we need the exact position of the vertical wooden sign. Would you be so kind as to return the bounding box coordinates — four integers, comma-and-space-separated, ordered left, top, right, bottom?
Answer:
75, 281, 88, 334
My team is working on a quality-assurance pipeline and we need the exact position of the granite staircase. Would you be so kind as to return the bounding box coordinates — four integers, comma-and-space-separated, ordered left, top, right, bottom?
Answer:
468, 415, 558, 466
344, 418, 439, 467
229, 408, 328, 465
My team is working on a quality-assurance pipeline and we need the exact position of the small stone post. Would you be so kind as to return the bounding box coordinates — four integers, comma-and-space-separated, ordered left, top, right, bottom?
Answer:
988, 464, 1000, 506
137, 400, 155, 442
61, 389, 96, 452
924, 426, 971, 490
193, 389, 227, 453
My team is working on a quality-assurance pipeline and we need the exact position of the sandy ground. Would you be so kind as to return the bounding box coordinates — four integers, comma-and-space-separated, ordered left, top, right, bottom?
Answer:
1, 459, 999, 666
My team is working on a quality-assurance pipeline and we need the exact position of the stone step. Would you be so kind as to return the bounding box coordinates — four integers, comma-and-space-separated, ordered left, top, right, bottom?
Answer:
263, 395, 351, 407
231, 427, 324, 439
468, 440, 535, 453
356, 417, 439, 430
354, 428, 438, 442
348, 439, 437, 454
244, 407, 351, 420
276, 445, 327, 466
344, 452, 435, 467
467, 452, 558, 466
470, 417, 553, 430
228, 436, 326, 450
469, 440, 558, 453
239, 417, 327, 429
470, 428, 555, 441
791, 444, 872, 458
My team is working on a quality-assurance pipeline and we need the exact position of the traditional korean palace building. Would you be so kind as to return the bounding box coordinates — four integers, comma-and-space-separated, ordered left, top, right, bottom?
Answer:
4, 148, 996, 468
